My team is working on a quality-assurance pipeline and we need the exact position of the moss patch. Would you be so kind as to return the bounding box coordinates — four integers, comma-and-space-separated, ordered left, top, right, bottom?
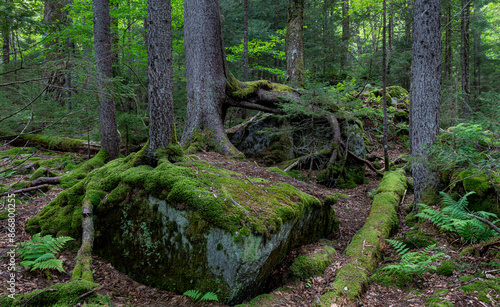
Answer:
290, 246, 336, 280
0, 280, 99, 306
461, 278, 500, 305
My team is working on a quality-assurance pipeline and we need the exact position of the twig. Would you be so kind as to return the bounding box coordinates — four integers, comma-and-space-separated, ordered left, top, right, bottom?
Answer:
0, 184, 49, 197
467, 213, 500, 235
23, 288, 58, 306
76, 285, 104, 301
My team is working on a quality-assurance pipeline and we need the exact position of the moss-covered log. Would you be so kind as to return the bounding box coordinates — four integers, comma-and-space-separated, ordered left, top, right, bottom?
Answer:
316, 169, 407, 306
0, 280, 99, 306
2, 134, 100, 154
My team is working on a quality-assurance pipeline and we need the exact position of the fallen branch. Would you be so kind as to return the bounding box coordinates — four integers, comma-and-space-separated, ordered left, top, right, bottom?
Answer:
29, 176, 61, 187
346, 149, 384, 176
72, 197, 95, 282
0, 184, 49, 197
467, 213, 500, 235
22, 288, 58, 306
75, 285, 103, 301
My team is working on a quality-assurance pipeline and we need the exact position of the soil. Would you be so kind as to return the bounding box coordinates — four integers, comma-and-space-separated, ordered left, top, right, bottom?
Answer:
1, 144, 499, 306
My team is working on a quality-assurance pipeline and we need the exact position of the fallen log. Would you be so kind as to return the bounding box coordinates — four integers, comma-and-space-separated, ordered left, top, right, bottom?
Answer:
29, 176, 61, 187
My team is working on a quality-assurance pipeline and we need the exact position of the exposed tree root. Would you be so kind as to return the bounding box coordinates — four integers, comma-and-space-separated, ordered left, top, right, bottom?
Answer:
72, 197, 95, 282
0, 184, 49, 197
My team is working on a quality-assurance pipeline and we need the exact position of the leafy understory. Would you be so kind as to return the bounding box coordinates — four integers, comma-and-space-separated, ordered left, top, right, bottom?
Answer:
17, 233, 74, 272
416, 192, 500, 243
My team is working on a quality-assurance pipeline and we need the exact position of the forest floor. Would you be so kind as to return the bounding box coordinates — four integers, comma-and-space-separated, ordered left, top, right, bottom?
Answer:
1, 145, 499, 306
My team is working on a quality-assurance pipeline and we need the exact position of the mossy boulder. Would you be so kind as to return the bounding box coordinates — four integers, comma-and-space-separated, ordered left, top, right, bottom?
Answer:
28, 149, 336, 305
455, 169, 500, 215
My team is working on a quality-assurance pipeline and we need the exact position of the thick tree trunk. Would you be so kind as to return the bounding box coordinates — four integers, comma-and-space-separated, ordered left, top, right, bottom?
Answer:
93, 0, 120, 159
460, 0, 471, 117
182, 0, 239, 155
285, 0, 305, 87
147, 0, 174, 157
410, 0, 441, 208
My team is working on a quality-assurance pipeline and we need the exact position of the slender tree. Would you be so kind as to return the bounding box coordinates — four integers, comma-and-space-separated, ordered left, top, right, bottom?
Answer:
410, 0, 442, 209
382, 0, 389, 171
93, 0, 120, 159
243, 0, 249, 82
340, 0, 349, 73
460, 0, 471, 117
285, 0, 305, 86
146, 0, 174, 158
443, 0, 452, 82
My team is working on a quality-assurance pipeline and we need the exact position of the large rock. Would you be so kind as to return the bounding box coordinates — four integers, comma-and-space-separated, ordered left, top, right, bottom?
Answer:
28, 149, 336, 304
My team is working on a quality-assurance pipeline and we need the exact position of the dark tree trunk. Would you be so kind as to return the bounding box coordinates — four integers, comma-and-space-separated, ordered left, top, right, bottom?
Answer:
443, 0, 452, 82
410, 0, 442, 208
340, 0, 349, 73
382, 0, 389, 171
404, 0, 412, 46
182, 0, 239, 155
285, 0, 305, 86
93, 0, 120, 159
147, 0, 174, 157
44, 0, 67, 103
111, 1, 120, 77
460, 0, 471, 117
472, 2, 481, 103
243, 0, 249, 81
65, 0, 74, 112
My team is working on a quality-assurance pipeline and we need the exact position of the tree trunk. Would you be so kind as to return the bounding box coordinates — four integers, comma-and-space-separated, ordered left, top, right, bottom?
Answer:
111, 1, 120, 77
410, 0, 441, 208
285, 0, 305, 87
443, 0, 452, 82
472, 2, 481, 103
382, 0, 389, 172
146, 0, 174, 158
460, 0, 471, 117
340, 0, 349, 73
243, 0, 249, 81
93, 0, 120, 160
182, 0, 239, 155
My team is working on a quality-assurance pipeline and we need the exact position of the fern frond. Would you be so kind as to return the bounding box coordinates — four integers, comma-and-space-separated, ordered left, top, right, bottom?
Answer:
33, 253, 56, 263
385, 239, 409, 255
183, 289, 202, 301
200, 292, 219, 302
31, 259, 65, 272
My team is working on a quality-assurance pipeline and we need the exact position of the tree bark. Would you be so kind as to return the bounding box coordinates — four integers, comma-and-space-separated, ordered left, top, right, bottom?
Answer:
382, 0, 389, 172
285, 0, 305, 87
460, 0, 471, 117
443, 0, 452, 82
340, 0, 349, 73
147, 0, 174, 158
93, 0, 120, 159
243, 0, 249, 82
410, 0, 441, 209
472, 2, 482, 103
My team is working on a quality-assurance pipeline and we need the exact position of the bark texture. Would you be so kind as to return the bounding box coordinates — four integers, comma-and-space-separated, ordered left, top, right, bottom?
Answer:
285, 0, 305, 86
460, 0, 471, 117
410, 0, 441, 207
340, 0, 349, 72
93, 0, 120, 159
182, 0, 239, 155
147, 0, 174, 157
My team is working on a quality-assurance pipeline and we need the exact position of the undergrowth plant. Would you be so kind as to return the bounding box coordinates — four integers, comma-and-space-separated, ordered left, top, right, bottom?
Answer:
372, 240, 444, 286
17, 233, 74, 272
416, 192, 500, 243
183, 289, 219, 302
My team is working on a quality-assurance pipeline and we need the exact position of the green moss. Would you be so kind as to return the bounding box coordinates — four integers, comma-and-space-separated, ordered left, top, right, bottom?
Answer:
267, 167, 289, 177
318, 170, 407, 304
230, 79, 292, 100
290, 246, 336, 279
0, 209, 18, 220
29, 167, 57, 181
387, 85, 409, 98
10, 181, 29, 190
436, 260, 454, 276
60, 150, 108, 188
399, 229, 436, 249
324, 195, 339, 206
19, 134, 86, 151
461, 278, 500, 305
0, 280, 99, 306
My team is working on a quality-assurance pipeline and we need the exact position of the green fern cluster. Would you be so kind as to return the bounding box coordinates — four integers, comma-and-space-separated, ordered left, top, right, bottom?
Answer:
416, 192, 499, 243
17, 233, 74, 272
183, 289, 219, 302
382, 239, 445, 276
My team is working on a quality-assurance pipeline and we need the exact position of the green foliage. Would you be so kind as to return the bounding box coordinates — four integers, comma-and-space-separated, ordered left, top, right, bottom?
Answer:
416, 192, 499, 243
17, 233, 74, 272
372, 240, 444, 286
183, 289, 219, 302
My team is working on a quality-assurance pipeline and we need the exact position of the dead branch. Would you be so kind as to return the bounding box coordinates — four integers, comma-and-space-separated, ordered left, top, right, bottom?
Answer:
76, 285, 104, 301
0, 184, 49, 197
29, 176, 61, 187
467, 213, 500, 235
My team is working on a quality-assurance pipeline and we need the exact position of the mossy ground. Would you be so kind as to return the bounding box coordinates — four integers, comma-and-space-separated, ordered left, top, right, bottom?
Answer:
27, 146, 335, 304
289, 246, 336, 280
0, 280, 100, 306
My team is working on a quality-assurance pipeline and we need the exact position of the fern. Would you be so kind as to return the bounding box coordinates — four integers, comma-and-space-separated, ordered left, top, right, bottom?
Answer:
183, 289, 218, 302
416, 192, 499, 243
17, 233, 73, 272
382, 240, 444, 277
